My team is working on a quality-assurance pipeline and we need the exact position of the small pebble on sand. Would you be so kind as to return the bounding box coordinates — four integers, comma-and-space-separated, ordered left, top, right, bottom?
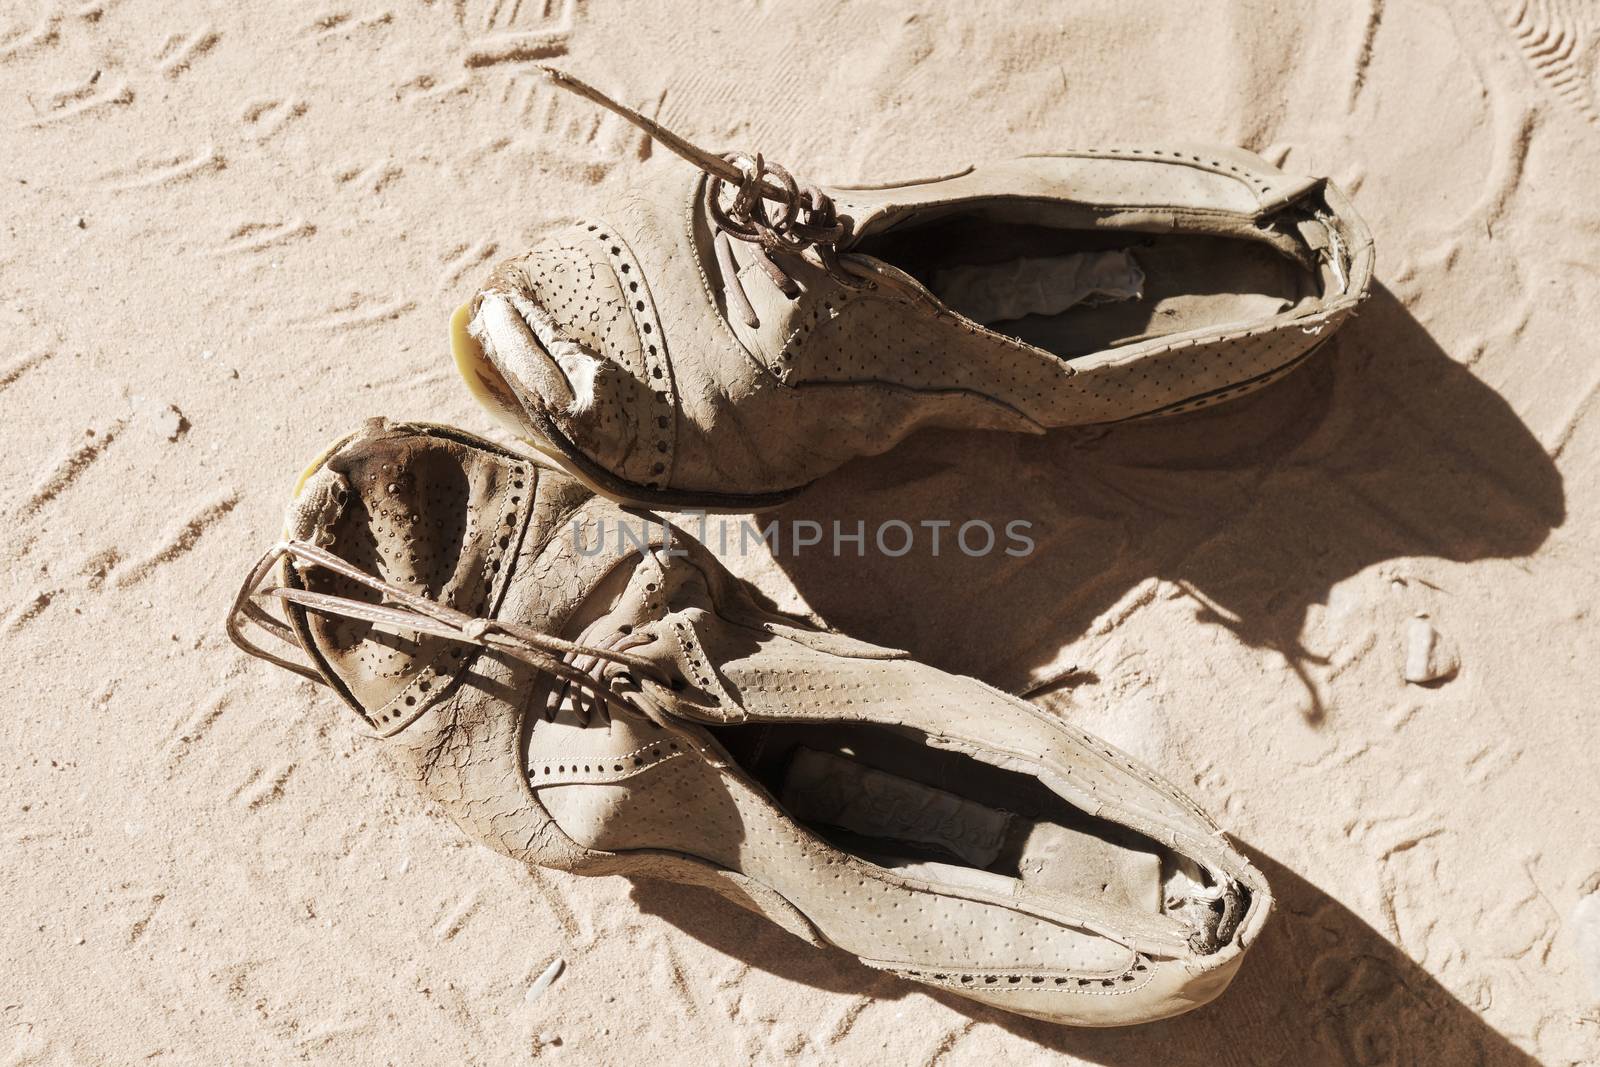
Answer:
1403, 616, 1459, 685
525, 957, 565, 1003
1574, 892, 1600, 1000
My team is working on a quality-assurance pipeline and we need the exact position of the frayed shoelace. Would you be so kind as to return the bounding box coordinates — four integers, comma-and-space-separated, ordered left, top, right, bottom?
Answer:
540, 67, 870, 329
226, 537, 722, 762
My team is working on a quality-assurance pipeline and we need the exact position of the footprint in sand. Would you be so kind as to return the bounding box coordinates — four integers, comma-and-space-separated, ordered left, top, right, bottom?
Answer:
238, 96, 307, 142
332, 159, 404, 196
291, 292, 418, 332
458, 0, 576, 68
0, 6, 60, 63
212, 218, 318, 257
151, 26, 219, 79
112, 490, 240, 588
1499, 0, 1600, 128
304, 8, 394, 40
479, 70, 655, 181
436, 239, 498, 290
22, 69, 133, 126
93, 144, 225, 191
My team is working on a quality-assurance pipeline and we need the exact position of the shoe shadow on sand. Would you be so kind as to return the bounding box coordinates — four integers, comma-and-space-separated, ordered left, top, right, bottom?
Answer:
630, 844, 1538, 1064
619, 283, 1558, 1059
757, 283, 1565, 723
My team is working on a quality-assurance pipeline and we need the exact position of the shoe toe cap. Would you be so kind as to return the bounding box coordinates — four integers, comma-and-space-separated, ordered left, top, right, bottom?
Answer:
468, 226, 678, 493
280, 420, 534, 732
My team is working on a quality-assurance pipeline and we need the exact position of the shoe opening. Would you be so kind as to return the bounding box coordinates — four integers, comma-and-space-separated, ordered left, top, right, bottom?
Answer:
850, 201, 1333, 361
708, 718, 1247, 954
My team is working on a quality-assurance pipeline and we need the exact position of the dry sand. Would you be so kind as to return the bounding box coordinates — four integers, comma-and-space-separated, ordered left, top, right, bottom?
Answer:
4, 0, 1599, 1063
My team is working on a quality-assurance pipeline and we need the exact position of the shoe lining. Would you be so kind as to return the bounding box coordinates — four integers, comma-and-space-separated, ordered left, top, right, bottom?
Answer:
852, 210, 1322, 359
708, 720, 1212, 923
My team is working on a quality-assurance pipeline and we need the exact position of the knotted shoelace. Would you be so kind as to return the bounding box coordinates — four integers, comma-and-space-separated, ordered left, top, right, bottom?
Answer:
227, 538, 720, 763
540, 67, 869, 329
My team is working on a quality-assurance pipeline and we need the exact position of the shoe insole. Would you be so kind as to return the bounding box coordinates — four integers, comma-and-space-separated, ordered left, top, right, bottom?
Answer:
780, 746, 1160, 912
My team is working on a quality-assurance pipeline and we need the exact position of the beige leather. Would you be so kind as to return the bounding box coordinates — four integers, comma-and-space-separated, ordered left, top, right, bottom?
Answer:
269, 422, 1272, 1027
461, 144, 1372, 507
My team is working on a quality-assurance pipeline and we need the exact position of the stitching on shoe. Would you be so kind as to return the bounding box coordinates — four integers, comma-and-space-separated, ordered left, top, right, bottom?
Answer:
1020, 146, 1282, 202
654, 583, 744, 719
771, 288, 863, 383
363, 456, 537, 736
526, 737, 686, 783
576, 220, 678, 490
881, 955, 1157, 996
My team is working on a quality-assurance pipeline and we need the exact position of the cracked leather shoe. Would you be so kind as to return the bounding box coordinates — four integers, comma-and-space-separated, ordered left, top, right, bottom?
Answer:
229, 419, 1271, 1026
451, 69, 1373, 509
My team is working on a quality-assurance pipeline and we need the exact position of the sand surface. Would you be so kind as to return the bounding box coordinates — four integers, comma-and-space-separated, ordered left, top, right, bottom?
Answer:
4, 1, 1600, 1063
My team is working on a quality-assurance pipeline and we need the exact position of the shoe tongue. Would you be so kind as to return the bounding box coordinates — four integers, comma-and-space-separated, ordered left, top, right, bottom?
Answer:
284, 420, 537, 733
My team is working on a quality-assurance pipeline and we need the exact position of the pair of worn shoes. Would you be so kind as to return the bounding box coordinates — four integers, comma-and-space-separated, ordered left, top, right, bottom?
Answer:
229, 70, 1372, 1026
